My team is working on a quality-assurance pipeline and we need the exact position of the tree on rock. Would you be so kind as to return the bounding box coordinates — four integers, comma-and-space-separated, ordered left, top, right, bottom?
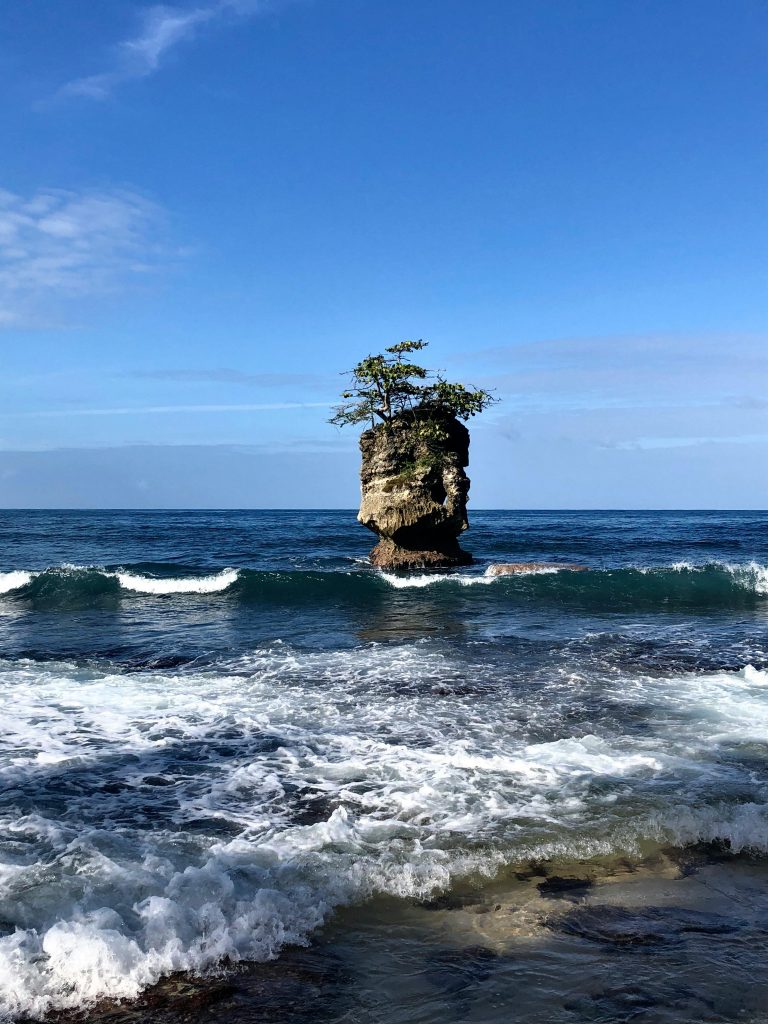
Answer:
330, 341, 497, 571
329, 340, 495, 428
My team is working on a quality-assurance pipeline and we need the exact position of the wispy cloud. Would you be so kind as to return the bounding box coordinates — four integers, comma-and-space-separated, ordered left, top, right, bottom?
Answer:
4, 402, 331, 418
452, 332, 768, 413
456, 333, 768, 463
0, 436, 351, 453
124, 368, 331, 389
607, 434, 768, 451
0, 185, 169, 327
58, 1, 273, 100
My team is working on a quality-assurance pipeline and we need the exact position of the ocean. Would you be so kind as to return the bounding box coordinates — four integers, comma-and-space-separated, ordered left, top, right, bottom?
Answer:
1, 509, 767, 1022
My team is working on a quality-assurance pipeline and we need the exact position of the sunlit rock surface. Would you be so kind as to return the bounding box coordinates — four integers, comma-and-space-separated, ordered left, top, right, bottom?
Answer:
358, 412, 472, 570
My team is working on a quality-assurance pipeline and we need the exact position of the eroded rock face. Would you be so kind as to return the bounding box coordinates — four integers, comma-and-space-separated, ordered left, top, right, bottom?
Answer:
358, 412, 472, 570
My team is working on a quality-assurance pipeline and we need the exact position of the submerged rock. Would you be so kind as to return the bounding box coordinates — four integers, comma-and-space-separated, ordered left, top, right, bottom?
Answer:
48, 949, 349, 1024
550, 904, 739, 946
358, 411, 472, 570
537, 875, 594, 900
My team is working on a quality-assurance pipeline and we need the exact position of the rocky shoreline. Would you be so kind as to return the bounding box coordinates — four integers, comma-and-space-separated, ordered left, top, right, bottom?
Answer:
44, 843, 768, 1024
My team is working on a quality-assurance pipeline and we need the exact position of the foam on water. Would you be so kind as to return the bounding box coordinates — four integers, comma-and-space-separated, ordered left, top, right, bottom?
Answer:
744, 664, 768, 685
380, 564, 567, 589
381, 572, 497, 588
115, 569, 239, 594
687, 560, 768, 594
0, 572, 32, 594
0, 560, 767, 610
730, 560, 768, 595
2, 645, 768, 1017
641, 559, 768, 593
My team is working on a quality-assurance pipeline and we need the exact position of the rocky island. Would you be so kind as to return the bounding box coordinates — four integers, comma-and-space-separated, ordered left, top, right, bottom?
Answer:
330, 340, 495, 570
359, 409, 471, 569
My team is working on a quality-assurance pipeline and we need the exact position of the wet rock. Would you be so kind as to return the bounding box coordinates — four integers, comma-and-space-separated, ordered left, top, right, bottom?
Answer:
662, 840, 737, 877
486, 562, 588, 575
514, 859, 549, 881
537, 875, 593, 899
416, 891, 496, 912
423, 945, 499, 996
564, 983, 717, 1023
563, 984, 659, 1021
358, 412, 472, 570
45, 950, 349, 1024
550, 904, 740, 947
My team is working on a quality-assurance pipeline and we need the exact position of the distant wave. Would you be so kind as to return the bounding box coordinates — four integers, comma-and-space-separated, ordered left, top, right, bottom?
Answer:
0, 561, 766, 610
116, 569, 239, 594
381, 571, 497, 588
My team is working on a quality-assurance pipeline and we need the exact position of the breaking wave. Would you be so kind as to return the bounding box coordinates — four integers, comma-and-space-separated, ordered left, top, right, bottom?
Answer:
116, 569, 239, 594
0, 561, 766, 611
0, 571, 33, 595
1, 649, 768, 1017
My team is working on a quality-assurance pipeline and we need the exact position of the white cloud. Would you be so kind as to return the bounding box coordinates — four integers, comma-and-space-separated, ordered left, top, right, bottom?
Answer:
610, 434, 768, 451
0, 185, 168, 327
454, 333, 768, 465
58, 1, 271, 100
454, 332, 768, 413
5, 402, 331, 418
124, 368, 331, 388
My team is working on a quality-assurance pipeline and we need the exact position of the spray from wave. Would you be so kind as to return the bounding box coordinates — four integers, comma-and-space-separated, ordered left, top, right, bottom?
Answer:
0, 561, 766, 610
1, 649, 768, 1017
0, 571, 33, 595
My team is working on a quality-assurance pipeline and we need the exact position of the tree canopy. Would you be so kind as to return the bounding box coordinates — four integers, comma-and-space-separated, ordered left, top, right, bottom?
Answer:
329, 340, 496, 429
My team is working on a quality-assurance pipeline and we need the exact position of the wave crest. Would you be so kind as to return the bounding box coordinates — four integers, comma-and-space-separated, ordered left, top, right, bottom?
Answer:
116, 569, 239, 594
0, 571, 33, 594
0, 560, 765, 610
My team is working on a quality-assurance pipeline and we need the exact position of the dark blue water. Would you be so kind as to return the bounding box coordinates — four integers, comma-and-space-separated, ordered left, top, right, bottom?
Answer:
1, 509, 766, 665
1, 509, 767, 1019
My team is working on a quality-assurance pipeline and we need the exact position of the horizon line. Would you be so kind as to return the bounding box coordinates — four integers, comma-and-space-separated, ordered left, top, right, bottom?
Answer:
0, 507, 765, 514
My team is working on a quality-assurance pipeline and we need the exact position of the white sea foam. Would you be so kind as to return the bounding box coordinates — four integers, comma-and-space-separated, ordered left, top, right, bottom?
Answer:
677, 559, 768, 595
381, 560, 768, 591
380, 565, 568, 588
2, 559, 767, 601
744, 664, 768, 685
2, 647, 768, 1017
381, 572, 496, 588
0, 571, 33, 594
0, 567, 241, 598
726, 560, 768, 595
115, 569, 239, 594
650, 800, 768, 853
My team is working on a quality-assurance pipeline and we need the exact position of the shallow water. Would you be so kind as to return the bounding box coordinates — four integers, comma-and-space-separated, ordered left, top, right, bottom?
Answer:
35, 851, 768, 1024
0, 510, 767, 1020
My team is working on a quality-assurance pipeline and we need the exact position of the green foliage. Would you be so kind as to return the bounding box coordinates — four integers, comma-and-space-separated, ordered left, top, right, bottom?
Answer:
329, 340, 496, 428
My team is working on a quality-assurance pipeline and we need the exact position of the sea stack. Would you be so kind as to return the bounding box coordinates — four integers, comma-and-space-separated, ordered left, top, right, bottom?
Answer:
358, 409, 473, 570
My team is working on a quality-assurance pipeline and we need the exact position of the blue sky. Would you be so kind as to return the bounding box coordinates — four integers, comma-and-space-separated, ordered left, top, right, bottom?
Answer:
1, 0, 766, 508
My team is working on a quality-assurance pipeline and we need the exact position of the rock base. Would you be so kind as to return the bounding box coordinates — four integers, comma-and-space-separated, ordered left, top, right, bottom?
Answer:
370, 538, 473, 571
